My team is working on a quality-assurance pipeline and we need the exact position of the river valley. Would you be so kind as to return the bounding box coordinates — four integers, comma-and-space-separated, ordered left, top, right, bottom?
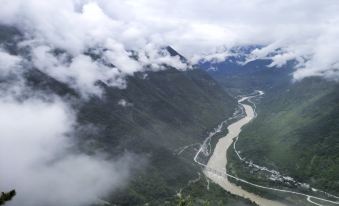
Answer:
195, 91, 339, 206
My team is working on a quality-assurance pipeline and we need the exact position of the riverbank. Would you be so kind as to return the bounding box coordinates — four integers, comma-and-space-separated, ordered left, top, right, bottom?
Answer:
204, 99, 286, 206
200, 91, 339, 206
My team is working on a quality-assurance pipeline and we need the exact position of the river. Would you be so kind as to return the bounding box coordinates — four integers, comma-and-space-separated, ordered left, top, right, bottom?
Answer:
204, 95, 286, 206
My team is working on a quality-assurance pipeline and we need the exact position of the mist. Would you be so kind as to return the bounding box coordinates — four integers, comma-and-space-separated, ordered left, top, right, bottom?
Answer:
0, 95, 139, 206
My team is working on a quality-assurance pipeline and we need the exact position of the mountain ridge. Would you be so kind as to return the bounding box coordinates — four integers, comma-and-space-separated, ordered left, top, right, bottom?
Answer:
0, 24, 258, 205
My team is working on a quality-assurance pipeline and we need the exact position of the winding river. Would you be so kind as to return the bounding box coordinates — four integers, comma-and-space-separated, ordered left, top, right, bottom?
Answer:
197, 92, 339, 206
204, 94, 286, 206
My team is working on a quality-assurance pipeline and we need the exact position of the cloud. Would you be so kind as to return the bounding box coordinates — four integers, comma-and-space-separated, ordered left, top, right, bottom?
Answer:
118, 99, 133, 107
0, 49, 22, 77
31, 45, 128, 98
0, 21, 144, 205
0, 0, 190, 97
0, 1, 338, 205
0, 96, 138, 206
1, 0, 338, 81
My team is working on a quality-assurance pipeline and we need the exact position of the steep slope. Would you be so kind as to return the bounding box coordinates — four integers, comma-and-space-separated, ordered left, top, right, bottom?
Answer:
0, 25, 257, 205
235, 77, 339, 194
37, 67, 256, 206
199, 56, 339, 205
67, 68, 228, 204
75, 67, 247, 205
201, 54, 339, 195
79, 68, 236, 151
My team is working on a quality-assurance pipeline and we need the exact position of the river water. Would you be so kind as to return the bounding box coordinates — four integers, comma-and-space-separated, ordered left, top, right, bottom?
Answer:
204, 99, 286, 206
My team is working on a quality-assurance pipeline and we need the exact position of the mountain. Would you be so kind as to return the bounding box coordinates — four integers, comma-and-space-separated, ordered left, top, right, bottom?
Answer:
234, 77, 339, 194
200, 57, 294, 93
75, 68, 244, 205
200, 54, 339, 200
0, 25, 257, 205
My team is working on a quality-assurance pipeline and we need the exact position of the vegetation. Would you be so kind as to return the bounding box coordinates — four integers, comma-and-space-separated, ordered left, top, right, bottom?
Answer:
204, 57, 339, 203
88, 67, 254, 205
234, 77, 339, 194
0, 190, 16, 205
0, 24, 254, 205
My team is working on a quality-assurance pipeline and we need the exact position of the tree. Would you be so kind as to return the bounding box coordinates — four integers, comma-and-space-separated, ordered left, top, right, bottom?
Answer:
0, 190, 16, 205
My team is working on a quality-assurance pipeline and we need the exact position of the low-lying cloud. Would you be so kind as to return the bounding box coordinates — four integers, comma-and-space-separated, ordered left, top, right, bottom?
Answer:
0, 96, 136, 206
0, 26, 142, 205
0, 0, 191, 97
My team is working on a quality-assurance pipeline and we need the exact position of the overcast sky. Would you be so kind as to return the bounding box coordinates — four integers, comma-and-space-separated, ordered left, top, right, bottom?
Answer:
1, 0, 339, 84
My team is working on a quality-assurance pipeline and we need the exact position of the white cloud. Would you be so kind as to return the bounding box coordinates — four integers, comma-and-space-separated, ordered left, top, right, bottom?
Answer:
2, 0, 338, 83
0, 0, 191, 96
0, 49, 22, 76
0, 1, 338, 205
31, 45, 128, 98
0, 97, 137, 206
103, 39, 141, 75
138, 44, 189, 71
118, 99, 133, 107
192, 49, 233, 64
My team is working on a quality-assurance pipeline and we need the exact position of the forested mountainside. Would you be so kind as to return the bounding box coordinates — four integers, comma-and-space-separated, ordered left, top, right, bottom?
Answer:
236, 77, 339, 194
75, 68, 249, 205
76, 68, 239, 205
202, 57, 339, 195
0, 24, 257, 205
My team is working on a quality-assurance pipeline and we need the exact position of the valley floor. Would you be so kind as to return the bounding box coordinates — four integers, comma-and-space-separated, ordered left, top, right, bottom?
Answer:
198, 92, 339, 206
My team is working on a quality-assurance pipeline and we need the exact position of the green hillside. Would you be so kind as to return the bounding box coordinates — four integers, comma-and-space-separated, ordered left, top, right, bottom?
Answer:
235, 77, 339, 193
201, 57, 339, 203
0, 24, 258, 205
74, 67, 256, 205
